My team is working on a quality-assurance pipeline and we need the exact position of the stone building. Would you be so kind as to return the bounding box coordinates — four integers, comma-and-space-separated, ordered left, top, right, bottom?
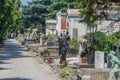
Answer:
56, 12, 67, 36
45, 20, 56, 35
67, 9, 87, 40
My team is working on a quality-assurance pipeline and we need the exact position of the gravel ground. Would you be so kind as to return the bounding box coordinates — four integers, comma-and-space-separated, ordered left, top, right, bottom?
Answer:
0, 39, 61, 80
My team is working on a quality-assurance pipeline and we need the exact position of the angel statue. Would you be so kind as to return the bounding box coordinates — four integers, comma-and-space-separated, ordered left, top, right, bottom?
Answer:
108, 51, 120, 80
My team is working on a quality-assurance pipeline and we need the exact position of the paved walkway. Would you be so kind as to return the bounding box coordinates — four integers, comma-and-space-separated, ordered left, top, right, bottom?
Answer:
0, 39, 60, 80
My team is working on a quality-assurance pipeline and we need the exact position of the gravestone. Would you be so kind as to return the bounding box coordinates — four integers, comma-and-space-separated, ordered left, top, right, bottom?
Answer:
47, 46, 59, 52
95, 51, 104, 68
66, 57, 80, 65
54, 57, 80, 65
82, 75, 91, 80
54, 59, 60, 65
40, 37, 42, 46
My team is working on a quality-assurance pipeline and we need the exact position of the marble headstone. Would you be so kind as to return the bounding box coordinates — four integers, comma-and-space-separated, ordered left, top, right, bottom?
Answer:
95, 51, 104, 68
82, 75, 91, 80
54, 57, 80, 65
40, 37, 42, 46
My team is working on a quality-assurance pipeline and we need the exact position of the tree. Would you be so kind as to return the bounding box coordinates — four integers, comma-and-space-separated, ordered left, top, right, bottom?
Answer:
75, 0, 108, 28
21, 0, 51, 33
75, 0, 120, 30
75, 0, 119, 56
47, 0, 75, 19
21, 0, 76, 32
0, 0, 21, 37
75, 0, 113, 47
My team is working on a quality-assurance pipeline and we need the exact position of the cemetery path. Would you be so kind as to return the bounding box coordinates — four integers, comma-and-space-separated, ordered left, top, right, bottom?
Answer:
0, 39, 60, 80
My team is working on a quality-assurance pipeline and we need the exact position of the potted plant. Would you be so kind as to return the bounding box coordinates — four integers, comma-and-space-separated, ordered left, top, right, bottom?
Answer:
81, 56, 87, 63
47, 57, 53, 63
93, 31, 117, 61
59, 67, 75, 78
39, 51, 44, 56
60, 61, 68, 68
43, 49, 50, 57
69, 39, 79, 55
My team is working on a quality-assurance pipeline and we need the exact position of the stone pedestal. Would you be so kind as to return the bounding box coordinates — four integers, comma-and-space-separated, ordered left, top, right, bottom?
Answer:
80, 68, 109, 80
40, 37, 42, 46
82, 75, 91, 80
95, 51, 104, 68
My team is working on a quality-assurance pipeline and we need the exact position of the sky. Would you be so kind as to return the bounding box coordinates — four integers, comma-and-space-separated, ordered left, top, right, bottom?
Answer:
21, 0, 31, 5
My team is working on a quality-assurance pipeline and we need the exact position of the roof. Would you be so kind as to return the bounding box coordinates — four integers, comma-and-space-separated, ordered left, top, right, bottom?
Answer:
57, 12, 67, 16
45, 20, 56, 24
67, 9, 80, 16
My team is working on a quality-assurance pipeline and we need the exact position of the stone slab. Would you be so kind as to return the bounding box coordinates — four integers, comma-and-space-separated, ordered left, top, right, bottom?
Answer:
82, 75, 91, 80
74, 63, 94, 68
95, 51, 104, 68
54, 57, 80, 65
79, 68, 109, 80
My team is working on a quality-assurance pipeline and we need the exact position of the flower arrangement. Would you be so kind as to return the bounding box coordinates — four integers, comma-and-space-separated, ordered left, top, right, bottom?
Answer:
43, 49, 50, 57
60, 61, 68, 68
47, 57, 53, 63
81, 57, 87, 63
39, 51, 44, 56
39, 50, 50, 57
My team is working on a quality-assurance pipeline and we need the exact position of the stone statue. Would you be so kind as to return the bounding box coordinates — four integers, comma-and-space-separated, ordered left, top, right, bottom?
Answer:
108, 51, 120, 80
60, 45, 67, 63
87, 32, 95, 64
76, 72, 82, 80
90, 32, 94, 47
81, 35, 87, 52
58, 33, 64, 55
58, 33, 67, 64
80, 35, 87, 59
65, 34, 70, 52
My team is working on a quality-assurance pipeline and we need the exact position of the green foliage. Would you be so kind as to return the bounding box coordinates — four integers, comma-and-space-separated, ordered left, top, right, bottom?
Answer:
93, 31, 118, 57
75, 0, 98, 27
43, 49, 50, 56
27, 27, 32, 34
21, 0, 50, 28
42, 34, 48, 40
104, 35, 117, 54
69, 39, 79, 51
75, 0, 108, 28
0, 0, 21, 36
93, 31, 106, 51
111, 31, 120, 39
59, 67, 75, 76
21, 0, 76, 28
42, 33, 54, 41
47, 0, 75, 19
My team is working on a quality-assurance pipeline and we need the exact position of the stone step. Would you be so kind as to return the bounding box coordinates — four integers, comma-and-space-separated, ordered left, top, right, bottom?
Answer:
79, 64, 94, 68
74, 63, 94, 68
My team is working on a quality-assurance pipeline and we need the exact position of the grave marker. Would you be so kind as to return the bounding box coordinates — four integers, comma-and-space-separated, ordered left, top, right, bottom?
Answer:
95, 51, 104, 68
82, 75, 91, 80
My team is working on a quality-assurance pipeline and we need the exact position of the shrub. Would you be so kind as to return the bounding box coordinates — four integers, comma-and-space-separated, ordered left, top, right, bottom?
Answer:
43, 49, 50, 56
69, 39, 79, 51
59, 67, 75, 77
93, 31, 106, 51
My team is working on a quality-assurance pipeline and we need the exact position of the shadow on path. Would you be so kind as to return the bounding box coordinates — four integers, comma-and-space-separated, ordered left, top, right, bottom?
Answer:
0, 67, 11, 70
0, 77, 32, 80
0, 39, 32, 62
0, 61, 11, 64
